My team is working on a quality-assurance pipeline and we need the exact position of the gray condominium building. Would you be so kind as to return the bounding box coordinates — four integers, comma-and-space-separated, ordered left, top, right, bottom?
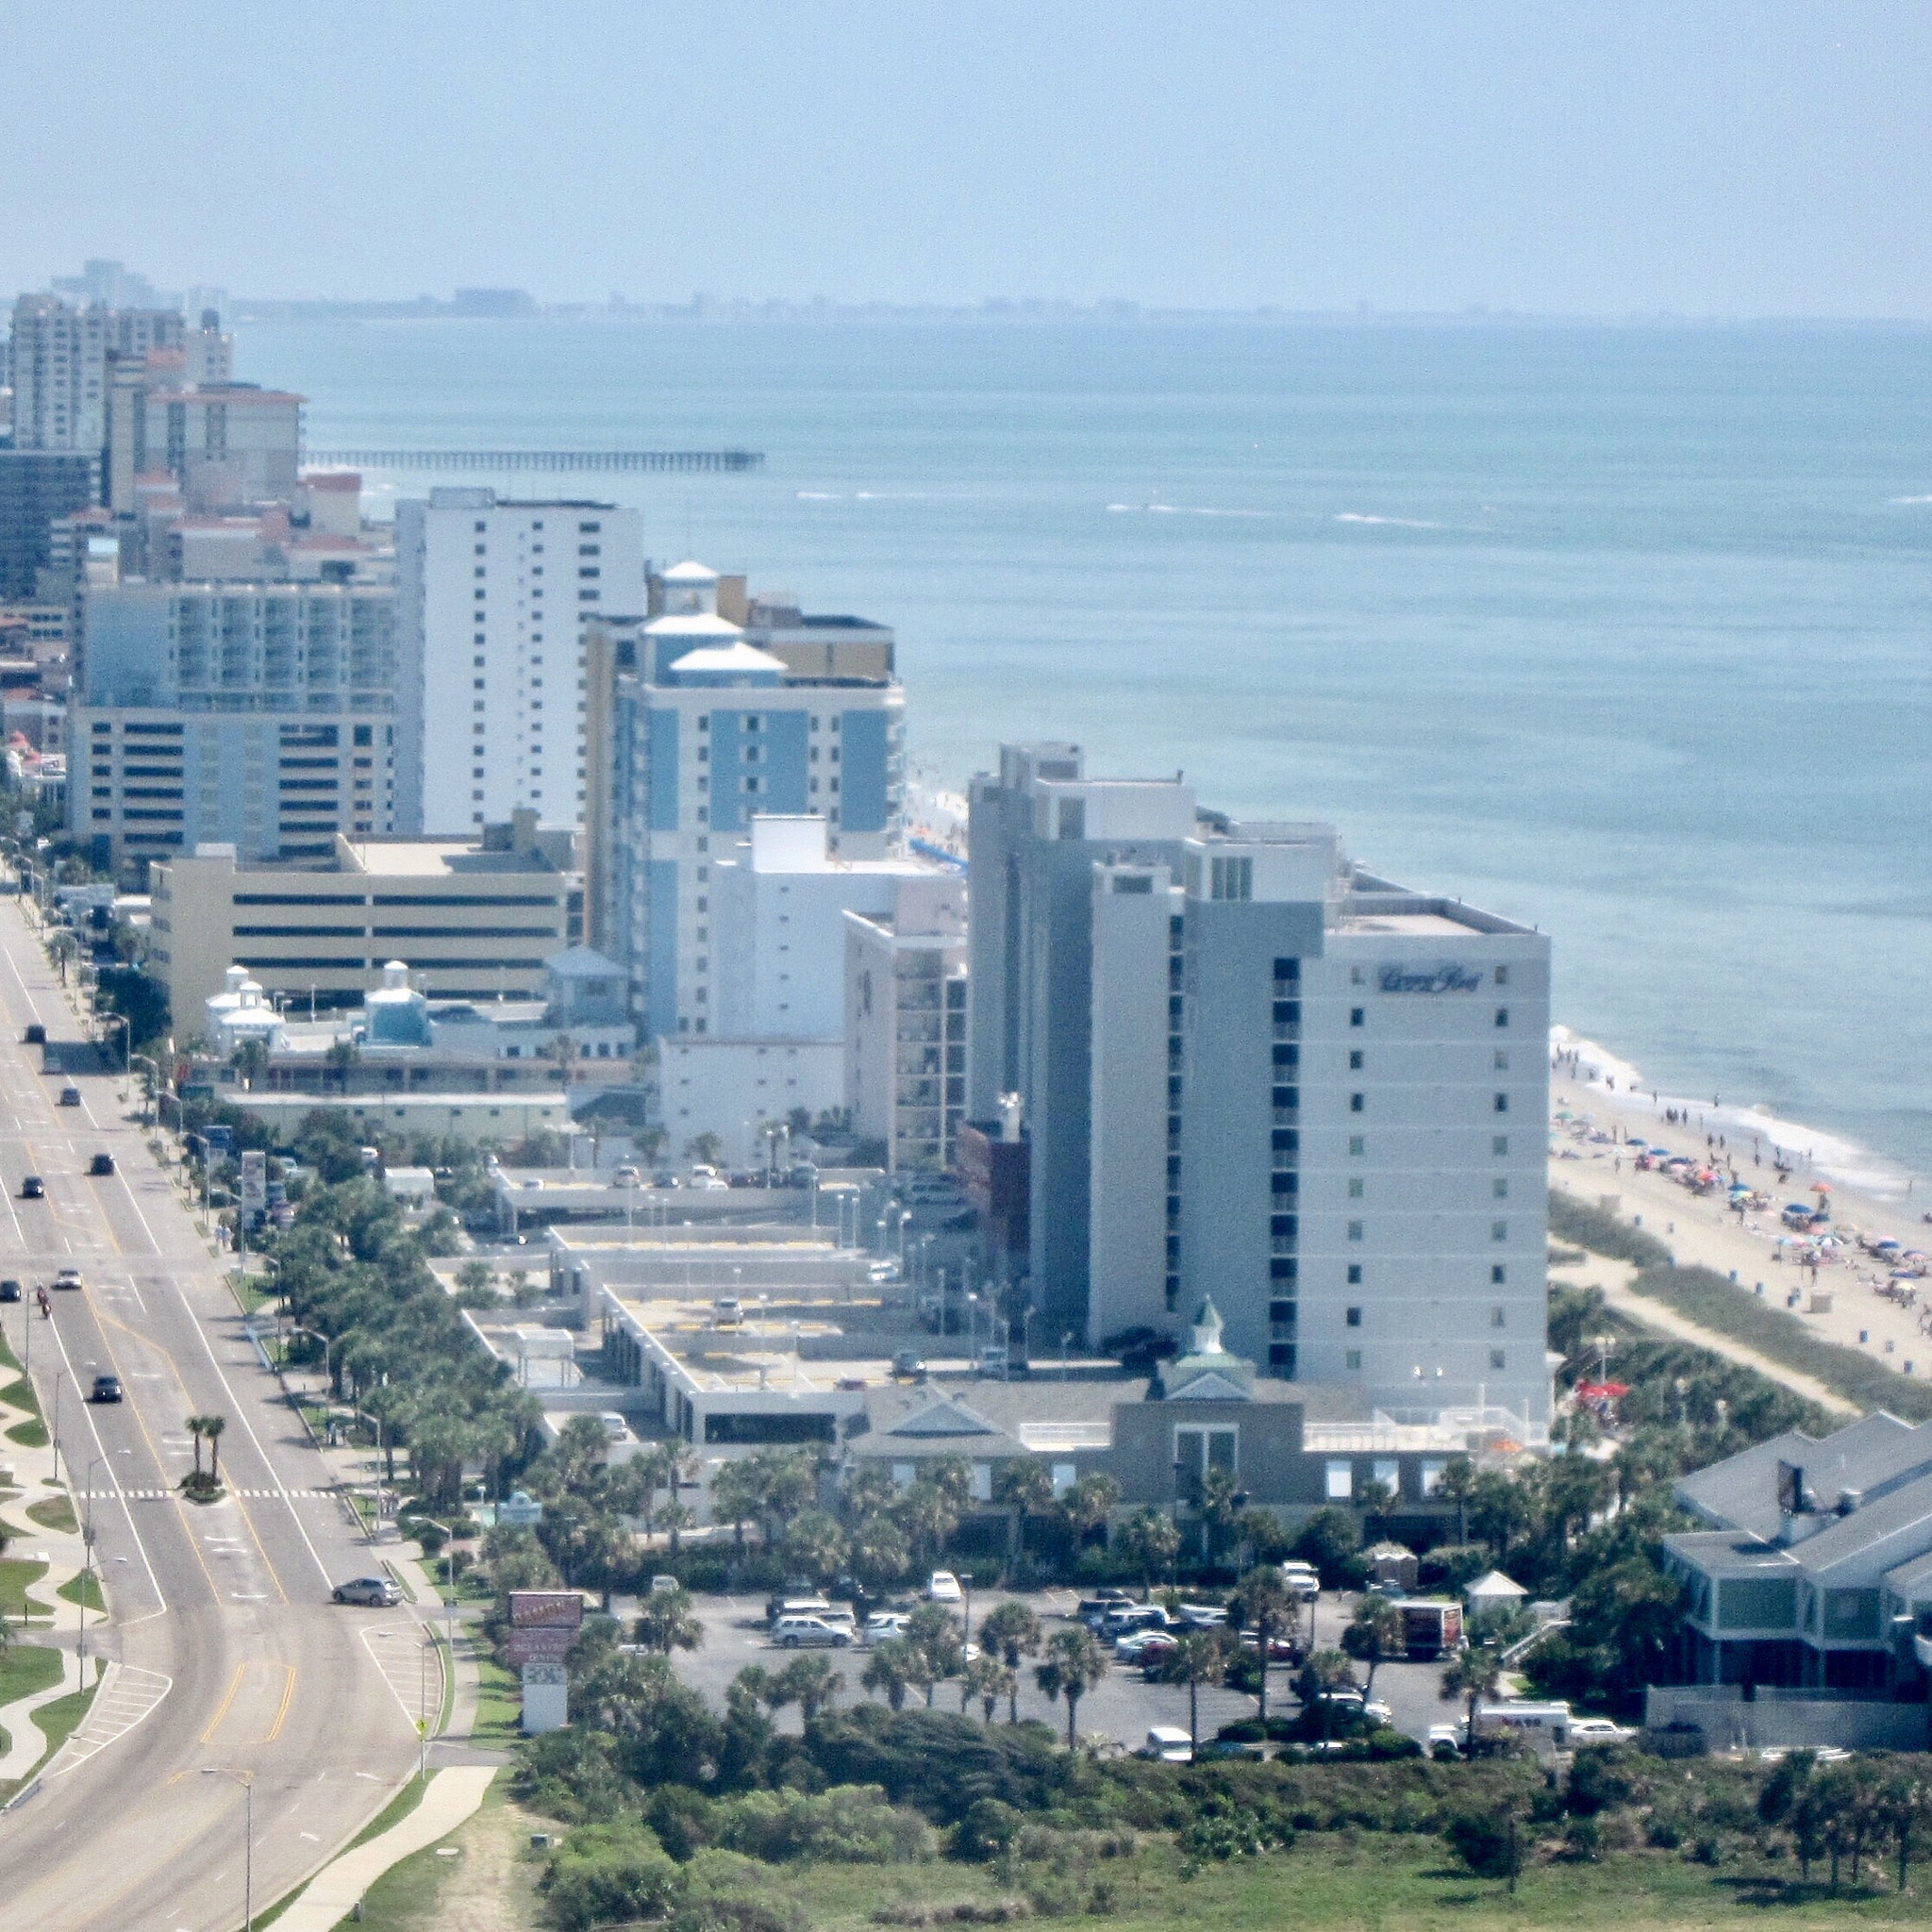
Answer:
969, 742, 1552, 1438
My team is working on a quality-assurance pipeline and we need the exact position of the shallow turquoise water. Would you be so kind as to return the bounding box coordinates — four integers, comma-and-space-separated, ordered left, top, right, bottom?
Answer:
241, 316, 1932, 1170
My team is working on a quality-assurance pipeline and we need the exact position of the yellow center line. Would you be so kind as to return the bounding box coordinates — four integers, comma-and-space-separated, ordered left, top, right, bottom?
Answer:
199, 1661, 248, 1744
264, 1662, 297, 1742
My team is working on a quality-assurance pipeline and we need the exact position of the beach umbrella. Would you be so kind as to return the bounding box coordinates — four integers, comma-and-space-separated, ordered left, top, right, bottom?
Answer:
1812, 1182, 1832, 1195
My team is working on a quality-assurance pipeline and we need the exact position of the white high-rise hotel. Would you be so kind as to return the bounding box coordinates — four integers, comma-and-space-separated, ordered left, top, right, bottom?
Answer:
395, 488, 644, 833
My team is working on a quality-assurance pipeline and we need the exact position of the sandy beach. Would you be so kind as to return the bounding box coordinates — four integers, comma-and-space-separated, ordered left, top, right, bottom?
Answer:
1548, 1030, 1932, 1389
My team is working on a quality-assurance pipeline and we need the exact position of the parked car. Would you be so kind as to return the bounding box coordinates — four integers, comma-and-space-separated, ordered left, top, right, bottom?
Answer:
88, 1152, 114, 1176
863, 1611, 910, 1644
926, 1571, 964, 1604
19, 1175, 43, 1200
53, 1267, 82, 1291
0, 1279, 19, 1303
1174, 1603, 1228, 1629
90, 1374, 123, 1403
766, 1595, 841, 1626
1102, 1604, 1170, 1638
22, 1024, 44, 1045
1076, 1591, 1139, 1629
1427, 1723, 1465, 1759
597, 1412, 632, 1442
773, 1614, 852, 1648
1116, 1630, 1178, 1664
1567, 1716, 1637, 1746
332, 1576, 402, 1607
58, 1085, 81, 1107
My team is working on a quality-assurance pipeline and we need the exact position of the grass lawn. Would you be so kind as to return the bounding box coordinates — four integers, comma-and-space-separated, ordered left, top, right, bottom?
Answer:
0, 1557, 52, 1620
241, 1815, 1932, 1932
5, 1418, 47, 1449
0, 1374, 40, 1417
321, 1779, 540, 1932
472, 1655, 524, 1746
26, 1494, 76, 1534
0, 1642, 64, 1707
57, 1571, 104, 1612
29, 1663, 101, 1760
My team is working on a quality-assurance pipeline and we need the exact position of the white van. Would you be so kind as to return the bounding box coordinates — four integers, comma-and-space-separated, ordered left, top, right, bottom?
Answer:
1475, 1702, 1572, 1752
1144, 1725, 1194, 1763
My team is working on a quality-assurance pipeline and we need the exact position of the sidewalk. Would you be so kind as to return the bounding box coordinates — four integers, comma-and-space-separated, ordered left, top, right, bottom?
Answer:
0, 1322, 105, 1784
271, 1764, 497, 1932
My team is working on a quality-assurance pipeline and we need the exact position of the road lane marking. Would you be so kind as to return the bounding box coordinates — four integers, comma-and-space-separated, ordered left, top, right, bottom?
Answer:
265, 1663, 297, 1742
199, 1662, 248, 1743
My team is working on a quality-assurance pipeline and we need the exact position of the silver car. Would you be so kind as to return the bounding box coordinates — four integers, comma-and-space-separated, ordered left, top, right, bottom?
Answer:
332, 1575, 401, 1607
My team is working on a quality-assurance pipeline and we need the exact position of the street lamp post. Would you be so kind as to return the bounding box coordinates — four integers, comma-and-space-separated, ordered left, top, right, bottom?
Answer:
201, 1766, 254, 1929
49, 1367, 64, 1484
77, 1455, 103, 1690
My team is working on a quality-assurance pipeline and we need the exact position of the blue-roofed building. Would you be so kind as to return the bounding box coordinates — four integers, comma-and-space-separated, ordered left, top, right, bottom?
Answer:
583, 562, 906, 1039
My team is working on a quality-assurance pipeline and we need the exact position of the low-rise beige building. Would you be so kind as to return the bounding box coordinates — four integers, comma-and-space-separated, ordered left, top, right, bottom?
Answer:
153, 814, 577, 1024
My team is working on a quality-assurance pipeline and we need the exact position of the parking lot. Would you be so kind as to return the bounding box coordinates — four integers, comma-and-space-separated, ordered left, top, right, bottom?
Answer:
651, 1588, 1455, 1751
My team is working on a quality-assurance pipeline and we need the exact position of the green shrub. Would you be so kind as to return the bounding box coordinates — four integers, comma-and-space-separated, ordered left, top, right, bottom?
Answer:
710, 1785, 936, 1865
1442, 1808, 1524, 1884
1547, 1192, 1672, 1268
542, 1823, 679, 1932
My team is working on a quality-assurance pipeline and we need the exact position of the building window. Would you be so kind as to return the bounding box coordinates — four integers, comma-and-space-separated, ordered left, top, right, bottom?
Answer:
1348, 1177, 1364, 1198
1350, 1092, 1364, 1112
1347, 1264, 1362, 1285
1345, 1307, 1361, 1327
1349, 1007, 1364, 1027
1494, 965, 1509, 985
1492, 1135, 1508, 1156
1349, 1049, 1364, 1070
1326, 1458, 1354, 1498
1493, 1092, 1508, 1113
1175, 1426, 1237, 1494
1208, 855, 1252, 901
1495, 1007, 1509, 1027
1350, 966, 1365, 986
1491, 1221, 1507, 1241
1347, 1220, 1363, 1241
1421, 1459, 1446, 1497
1494, 1049, 1509, 1071
1491, 1349, 1507, 1371
1373, 1458, 1400, 1495
1349, 1135, 1365, 1157
1492, 1177, 1507, 1198
1491, 1307, 1506, 1327
1491, 1264, 1507, 1285
1051, 1462, 1076, 1495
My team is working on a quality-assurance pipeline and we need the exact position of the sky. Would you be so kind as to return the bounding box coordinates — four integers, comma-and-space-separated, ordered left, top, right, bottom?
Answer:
7, 0, 1931, 316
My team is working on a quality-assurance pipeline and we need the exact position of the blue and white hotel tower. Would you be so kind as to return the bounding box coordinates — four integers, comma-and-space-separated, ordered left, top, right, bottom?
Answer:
593, 561, 907, 1040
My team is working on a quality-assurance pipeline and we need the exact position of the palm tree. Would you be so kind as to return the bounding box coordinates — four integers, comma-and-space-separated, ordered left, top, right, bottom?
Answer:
781, 1508, 847, 1588
774, 1654, 844, 1723
709, 1458, 761, 1552
1441, 1639, 1504, 1747
904, 1602, 964, 1707
635, 1587, 704, 1655
185, 1414, 206, 1479
1232, 1565, 1293, 1727
202, 1413, 226, 1485
977, 1600, 1042, 1721
1157, 1629, 1228, 1755
961, 1654, 1013, 1724
1035, 1627, 1108, 1751
993, 1460, 1054, 1568
1436, 1454, 1477, 1542
1297, 1649, 1358, 1743
1117, 1507, 1180, 1592
1342, 1594, 1403, 1700
1058, 1472, 1121, 1549
861, 1636, 916, 1711
1198, 1465, 1242, 1566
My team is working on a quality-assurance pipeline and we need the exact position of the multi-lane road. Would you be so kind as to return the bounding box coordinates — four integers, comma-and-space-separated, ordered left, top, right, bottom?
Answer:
0, 898, 422, 1931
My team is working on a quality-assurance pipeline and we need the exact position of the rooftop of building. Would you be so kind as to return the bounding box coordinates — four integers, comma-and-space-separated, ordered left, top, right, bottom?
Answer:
173, 829, 569, 880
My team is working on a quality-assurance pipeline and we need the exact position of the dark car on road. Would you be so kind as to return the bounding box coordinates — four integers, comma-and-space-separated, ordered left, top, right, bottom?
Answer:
90, 1374, 123, 1403
0, 1279, 19, 1303
58, 1085, 81, 1107
88, 1153, 114, 1176
22, 1024, 43, 1045
332, 1576, 402, 1607
19, 1175, 43, 1200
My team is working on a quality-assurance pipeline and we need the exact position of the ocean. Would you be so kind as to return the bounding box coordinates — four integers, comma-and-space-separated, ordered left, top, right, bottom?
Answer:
237, 314, 1932, 1180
